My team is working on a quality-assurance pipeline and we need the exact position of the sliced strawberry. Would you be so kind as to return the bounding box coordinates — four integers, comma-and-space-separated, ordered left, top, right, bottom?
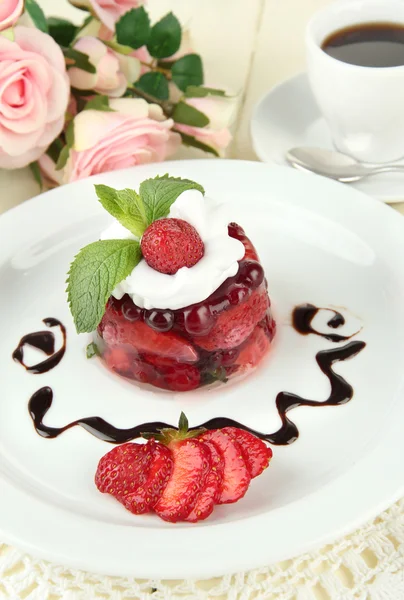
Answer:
95, 441, 153, 500
154, 439, 211, 522
123, 443, 173, 514
200, 430, 251, 504
158, 364, 201, 392
104, 347, 133, 377
101, 316, 199, 363
221, 427, 273, 478
196, 287, 269, 351
237, 325, 270, 368
185, 440, 225, 522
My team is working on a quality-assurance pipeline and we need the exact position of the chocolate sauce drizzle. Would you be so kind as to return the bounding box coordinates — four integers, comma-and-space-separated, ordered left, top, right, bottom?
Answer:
28, 343, 366, 447
22, 305, 366, 446
292, 303, 359, 342
13, 318, 66, 374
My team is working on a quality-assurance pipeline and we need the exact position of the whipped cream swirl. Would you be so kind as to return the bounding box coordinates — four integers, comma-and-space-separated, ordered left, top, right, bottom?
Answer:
100, 189, 245, 310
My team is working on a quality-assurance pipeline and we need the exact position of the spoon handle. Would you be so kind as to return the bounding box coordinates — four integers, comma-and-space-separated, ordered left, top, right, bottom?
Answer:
369, 164, 404, 175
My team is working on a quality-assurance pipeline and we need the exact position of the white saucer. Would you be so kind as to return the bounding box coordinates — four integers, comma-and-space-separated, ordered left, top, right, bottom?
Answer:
251, 73, 404, 204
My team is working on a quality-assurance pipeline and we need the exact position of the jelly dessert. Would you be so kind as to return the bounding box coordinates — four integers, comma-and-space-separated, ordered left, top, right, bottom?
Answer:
67, 175, 276, 391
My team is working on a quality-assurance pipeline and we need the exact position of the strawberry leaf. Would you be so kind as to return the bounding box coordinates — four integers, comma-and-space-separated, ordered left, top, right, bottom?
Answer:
67, 239, 141, 333
178, 412, 188, 434
139, 175, 205, 225
95, 184, 148, 237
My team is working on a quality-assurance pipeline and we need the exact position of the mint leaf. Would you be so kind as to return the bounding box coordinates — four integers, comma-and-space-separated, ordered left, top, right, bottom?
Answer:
95, 184, 148, 237
86, 342, 100, 359
173, 101, 209, 127
25, 0, 48, 32
67, 239, 141, 333
172, 54, 203, 92
64, 48, 96, 74
177, 131, 219, 157
147, 12, 181, 59
135, 72, 169, 100
116, 6, 151, 49
185, 86, 226, 98
140, 175, 205, 225
84, 95, 114, 112
47, 17, 77, 46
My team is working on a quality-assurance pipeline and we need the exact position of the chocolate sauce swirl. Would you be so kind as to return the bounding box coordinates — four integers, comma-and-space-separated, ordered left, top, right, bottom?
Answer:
292, 304, 359, 342
28, 340, 366, 446
13, 318, 66, 374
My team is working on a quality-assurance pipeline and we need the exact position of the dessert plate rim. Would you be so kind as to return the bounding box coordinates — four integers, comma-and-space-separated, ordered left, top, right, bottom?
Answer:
1, 159, 404, 580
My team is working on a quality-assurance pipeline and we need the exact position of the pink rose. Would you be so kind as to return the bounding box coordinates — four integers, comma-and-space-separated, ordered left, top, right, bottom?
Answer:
63, 98, 180, 182
0, 26, 70, 169
174, 95, 237, 156
69, 0, 145, 32
68, 37, 140, 97
0, 0, 24, 31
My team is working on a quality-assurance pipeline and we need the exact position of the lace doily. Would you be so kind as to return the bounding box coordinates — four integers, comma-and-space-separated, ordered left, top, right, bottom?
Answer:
1, 497, 404, 600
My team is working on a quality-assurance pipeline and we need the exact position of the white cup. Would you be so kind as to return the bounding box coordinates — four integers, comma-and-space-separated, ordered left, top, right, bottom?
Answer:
306, 0, 404, 164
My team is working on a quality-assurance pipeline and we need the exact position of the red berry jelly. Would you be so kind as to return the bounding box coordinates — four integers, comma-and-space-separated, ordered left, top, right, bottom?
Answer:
96, 223, 276, 391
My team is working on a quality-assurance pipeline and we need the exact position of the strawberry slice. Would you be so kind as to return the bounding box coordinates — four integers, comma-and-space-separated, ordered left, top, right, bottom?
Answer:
237, 325, 270, 368
200, 430, 251, 504
154, 439, 211, 522
95, 441, 153, 501
95, 440, 173, 515
101, 316, 199, 363
123, 443, 173, 514
196, 287, 269, 351
185, 440, 225, 522
221, 427, 273, 478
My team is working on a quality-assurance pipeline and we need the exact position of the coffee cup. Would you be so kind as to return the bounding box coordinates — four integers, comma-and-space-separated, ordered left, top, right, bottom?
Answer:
306, 0, 404, 164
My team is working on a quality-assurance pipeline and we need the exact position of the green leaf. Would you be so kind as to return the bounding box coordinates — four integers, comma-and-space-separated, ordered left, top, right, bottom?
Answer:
178, 412, 188, 433
84, 95, 114, 112
86, 342, 100, 359
172, 54, 203, 92
55, 146, 70, 171
185, 86, 226, 98
147, 12, 181, 59
65, 120, 75, 148
47, 17, 77, 46
47, 138, 64, 163
177, 131, 220, 157
116, 6, 151, 49
67, 239, 141, 334
172, 101, 209, 127
95, 185, 148, 237
25, 0, 48, 32
64, 48, 96, 74
135, 72, 169, 101
139, 175, 205, 225
29, 162, 43, 191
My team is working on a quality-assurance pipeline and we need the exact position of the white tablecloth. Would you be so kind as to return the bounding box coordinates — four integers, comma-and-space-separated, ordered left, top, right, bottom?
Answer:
1, 1, 404, 598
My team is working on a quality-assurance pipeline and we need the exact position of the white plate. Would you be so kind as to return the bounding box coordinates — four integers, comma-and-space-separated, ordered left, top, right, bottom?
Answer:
1, 159, 404, 579
251, 73, 404, 204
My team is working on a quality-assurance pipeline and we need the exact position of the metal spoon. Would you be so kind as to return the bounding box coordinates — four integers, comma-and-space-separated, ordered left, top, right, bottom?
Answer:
286, 147, 404, 183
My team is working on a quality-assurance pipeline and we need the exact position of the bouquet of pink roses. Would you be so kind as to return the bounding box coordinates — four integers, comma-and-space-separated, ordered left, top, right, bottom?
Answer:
0, 0, 235, 186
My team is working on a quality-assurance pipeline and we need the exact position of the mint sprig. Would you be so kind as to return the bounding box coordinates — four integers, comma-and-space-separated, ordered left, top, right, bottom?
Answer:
67, 239, 141, 333
68, 175, 205, 333
140, 174, 205, 225
95, 185, 147, 238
